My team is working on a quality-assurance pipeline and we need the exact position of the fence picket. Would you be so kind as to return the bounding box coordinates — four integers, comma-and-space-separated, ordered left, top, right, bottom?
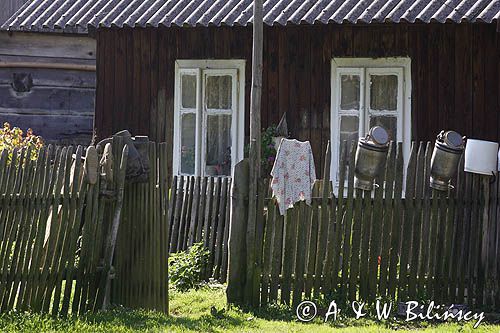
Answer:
341, 142, 357, 302
378, 143, 395, 296
388, 143, 404, 299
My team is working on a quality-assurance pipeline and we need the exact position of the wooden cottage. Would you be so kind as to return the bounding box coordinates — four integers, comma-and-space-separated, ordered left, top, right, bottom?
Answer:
1, 4, 96, 145
5, 0, 500, 178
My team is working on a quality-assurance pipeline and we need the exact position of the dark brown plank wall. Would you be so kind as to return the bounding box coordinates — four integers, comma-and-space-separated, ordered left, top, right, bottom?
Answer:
95, 24, 500, 177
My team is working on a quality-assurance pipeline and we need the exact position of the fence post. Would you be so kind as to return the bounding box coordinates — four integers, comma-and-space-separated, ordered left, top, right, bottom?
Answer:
227, 159, 249, 304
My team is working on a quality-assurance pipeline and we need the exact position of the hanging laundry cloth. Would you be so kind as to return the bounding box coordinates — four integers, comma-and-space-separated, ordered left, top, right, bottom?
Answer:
271, 139, 316, 216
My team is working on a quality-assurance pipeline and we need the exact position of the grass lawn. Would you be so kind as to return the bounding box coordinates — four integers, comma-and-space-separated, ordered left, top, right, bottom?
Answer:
0, 284, 498, 332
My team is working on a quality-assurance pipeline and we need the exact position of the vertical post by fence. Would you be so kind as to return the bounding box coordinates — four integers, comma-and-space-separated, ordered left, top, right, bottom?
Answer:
227, 159, 250, 304
102, 141, 129, 310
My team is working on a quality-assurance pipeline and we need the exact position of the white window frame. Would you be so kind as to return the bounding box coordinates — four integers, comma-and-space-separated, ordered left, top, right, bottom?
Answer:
330, 57, 412, 186
174, 60, 245, 177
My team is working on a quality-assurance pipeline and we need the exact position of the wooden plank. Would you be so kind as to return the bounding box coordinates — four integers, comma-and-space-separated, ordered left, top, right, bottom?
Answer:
450, 157, 465, 303
260, 188, 274, 306
281, 207, 297, 305
408, 142, 425, 299
0, 33, 96, 60
252, 179, 267, 306
207, 178, 222, 278
293, 202, 307, 307
176, 176, 191, 252
214, 178, 228, 280
188, 177, 201, 246
418, 142, 432, 293
220, 178, 232, 283
19, 146, 50, 310
398, 142, 417, 300
169, 176, 184, 252
195, 177, 208, 244
29, 146, 60, 310
378, 143, 395, 296
2, 149, 32, 311
341, 142, 356, 301
0, 114, 93, 144
324, 141, 346, 294
314, 142, 331, 297
359, 189, 372, 301
269, 201, 283, 302
60, 146, 86, 316
388, 143, 403, 299
305, 183, 319, 299
348, 187, 363, 302
367, 144, 387, 302
227, 160, 249, 304
49, 146, 81, 316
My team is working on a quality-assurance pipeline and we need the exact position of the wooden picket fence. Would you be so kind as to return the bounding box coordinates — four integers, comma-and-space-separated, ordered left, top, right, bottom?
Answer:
111, 141, 169, 312
229, 140, 500, 310
0, 138, 171, 316
167, 176, 232, 282
0, 145, 109, 316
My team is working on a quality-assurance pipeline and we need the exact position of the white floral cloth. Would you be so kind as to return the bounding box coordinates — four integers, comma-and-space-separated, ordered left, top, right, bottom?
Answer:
271, 139, 316, 215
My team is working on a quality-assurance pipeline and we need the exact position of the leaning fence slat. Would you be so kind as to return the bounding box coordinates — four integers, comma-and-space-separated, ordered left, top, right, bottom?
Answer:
368, 147, 386, 302
388, 143, 404, 299
418, 142, 432, 293
61, 146, 87, 316
220, 178, 232, 283
0, 149, 23, 305
269, 201, 283, 302
408, 142, 425, 299
314, 142, 331, 297
19, 146, 49, 310
260, 191, 274, 306
188, 177, 201, 247
341, 142, 357, 301
214, 178, 228, 280
49, 146, 79, 316
305, 183, 320, 299
378, 143, 395, 296
281, 207, 297, 305
207, 178, 222, 277
398, 142, 416, 300
3, 149, 33, 311
292, 202, 307, 307
325, 141, 346, 295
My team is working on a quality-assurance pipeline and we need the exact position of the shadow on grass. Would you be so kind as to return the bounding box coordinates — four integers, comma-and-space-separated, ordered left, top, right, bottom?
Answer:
82, 307, 250, 333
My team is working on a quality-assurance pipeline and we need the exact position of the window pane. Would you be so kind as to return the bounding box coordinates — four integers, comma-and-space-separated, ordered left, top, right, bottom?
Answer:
181, 75, 197, 109
369, 116, 398, 141
340, 115, 359, 169
370, 75, 397, 111
206, 75, 232, 109
340, 75, 360, 110
180, 113, 196, 174
206, 115, 232, 176
340, 115, 359, 146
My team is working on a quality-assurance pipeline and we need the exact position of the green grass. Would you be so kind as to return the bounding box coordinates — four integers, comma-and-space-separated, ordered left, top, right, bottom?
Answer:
0, 285, 498, 332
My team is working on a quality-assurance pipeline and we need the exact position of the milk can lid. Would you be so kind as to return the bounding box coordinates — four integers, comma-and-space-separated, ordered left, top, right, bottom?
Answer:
368, 126, 389, 146
443, 131, 464, 149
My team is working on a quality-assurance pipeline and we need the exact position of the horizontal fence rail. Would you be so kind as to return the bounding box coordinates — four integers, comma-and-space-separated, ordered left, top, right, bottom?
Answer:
230, 140, 500, 310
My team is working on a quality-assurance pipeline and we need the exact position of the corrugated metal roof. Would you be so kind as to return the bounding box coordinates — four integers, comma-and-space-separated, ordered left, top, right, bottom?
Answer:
3, 0, 500, 33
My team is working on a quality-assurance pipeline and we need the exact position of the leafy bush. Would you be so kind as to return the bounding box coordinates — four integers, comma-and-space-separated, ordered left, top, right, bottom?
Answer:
169, 242, 210, 292
0, 122, 43, 161
244, 125, 279, 176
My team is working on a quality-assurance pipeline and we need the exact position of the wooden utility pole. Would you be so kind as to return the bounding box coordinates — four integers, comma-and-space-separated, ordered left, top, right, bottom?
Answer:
245, 0, 263, 306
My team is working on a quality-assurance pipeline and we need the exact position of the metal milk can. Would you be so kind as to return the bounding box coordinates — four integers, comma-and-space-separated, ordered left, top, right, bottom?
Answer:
430, 130, 465, 191
354, 126, 390, 191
